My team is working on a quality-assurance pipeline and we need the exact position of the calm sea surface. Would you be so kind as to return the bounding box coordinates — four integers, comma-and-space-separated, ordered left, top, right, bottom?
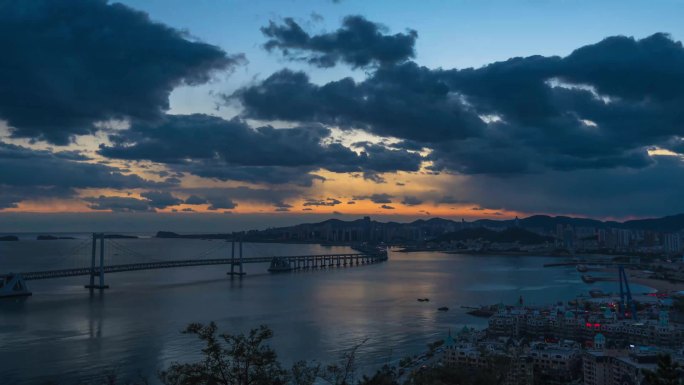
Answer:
0, 236, 653, 384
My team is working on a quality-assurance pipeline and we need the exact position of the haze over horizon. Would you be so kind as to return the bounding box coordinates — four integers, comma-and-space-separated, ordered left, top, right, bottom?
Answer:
3, 0, 684, 230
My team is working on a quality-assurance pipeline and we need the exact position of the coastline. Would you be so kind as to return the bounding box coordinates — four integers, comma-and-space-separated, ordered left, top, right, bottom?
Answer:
628, 272, 684, 294
594, 266, 684, 293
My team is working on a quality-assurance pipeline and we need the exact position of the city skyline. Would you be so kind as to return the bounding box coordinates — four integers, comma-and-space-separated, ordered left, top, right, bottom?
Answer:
4, 0, 684, 229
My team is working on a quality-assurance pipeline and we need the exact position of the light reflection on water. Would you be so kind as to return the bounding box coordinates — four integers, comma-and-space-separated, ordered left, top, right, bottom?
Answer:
0, 238, 653, 384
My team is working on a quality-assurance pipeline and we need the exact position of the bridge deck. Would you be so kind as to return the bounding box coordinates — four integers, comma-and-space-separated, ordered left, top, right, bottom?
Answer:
14, 253, 385, 280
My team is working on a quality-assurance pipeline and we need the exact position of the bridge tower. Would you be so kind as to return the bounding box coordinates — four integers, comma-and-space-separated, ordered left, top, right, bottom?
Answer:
228, 237, 245, 277
0, 273, 31, 298
617, 265, 636, 320
85, 233, 109, 290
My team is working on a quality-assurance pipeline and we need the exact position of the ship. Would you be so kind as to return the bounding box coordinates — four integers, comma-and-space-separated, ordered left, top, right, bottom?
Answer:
581, 274, 597, 283
267, 257, 293, 273
589, 289, 610, 298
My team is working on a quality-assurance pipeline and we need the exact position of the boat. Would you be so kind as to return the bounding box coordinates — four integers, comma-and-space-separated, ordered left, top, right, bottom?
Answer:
576, 264, 589, 273
417, 298, 430, 302
437, 306, 449, 311
589, 289, 610, 298
268, 257, 293, 273
581, 274, 597, 283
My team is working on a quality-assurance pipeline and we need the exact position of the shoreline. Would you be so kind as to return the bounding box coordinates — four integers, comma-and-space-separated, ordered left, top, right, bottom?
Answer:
596, 266, 684, 293
628, 273, 684, 294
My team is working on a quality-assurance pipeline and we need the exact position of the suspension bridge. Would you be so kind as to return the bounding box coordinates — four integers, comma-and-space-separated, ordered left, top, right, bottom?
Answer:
0, 233, 388, 298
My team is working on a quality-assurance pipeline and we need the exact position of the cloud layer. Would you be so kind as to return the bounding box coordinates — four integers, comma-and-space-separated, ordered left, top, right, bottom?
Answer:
0, 0, 242, 144
262, 15, 417, 68
3, 5, 684, 219
236, 33, 684, 178
100, 114, 422, 186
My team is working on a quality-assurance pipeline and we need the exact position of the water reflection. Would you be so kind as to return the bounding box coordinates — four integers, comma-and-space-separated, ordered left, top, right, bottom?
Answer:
0, 239, 653, 384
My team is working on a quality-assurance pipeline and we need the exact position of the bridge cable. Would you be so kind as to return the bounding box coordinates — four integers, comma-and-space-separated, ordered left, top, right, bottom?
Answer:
189, 241, 227, 260
54, 238, 92, 268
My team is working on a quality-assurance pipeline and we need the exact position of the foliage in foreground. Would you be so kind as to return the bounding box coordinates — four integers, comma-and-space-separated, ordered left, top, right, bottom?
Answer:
643, 354, 684, 385
159, 322, 373, 385
46, 323, 682, 385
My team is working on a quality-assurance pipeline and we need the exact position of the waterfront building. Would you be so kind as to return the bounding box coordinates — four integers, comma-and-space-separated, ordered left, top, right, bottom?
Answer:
487, 306, 684, 348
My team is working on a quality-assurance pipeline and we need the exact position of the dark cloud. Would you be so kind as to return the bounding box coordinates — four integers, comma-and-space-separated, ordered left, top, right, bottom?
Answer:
380, 204, 394, 210
303, 198, 342, 206
458, 155, 684, 218
235, 33, 684, 179
401, 196, 423, 206
362, 172, 386, 184
140, 191, 183, 209
273, 201, 293, 212
184, 195, 208, 205
206, 196, 238, 211
85, 196, 153, 213
182, 163, 324, 187
180, 186, 299, 211
0, 185, 74, 209
354, 193, 393, 204
0, 0, 242, 144
233, 66, 483, 143
0, 141, 158, 190
436, 196, 462, 205
261, 15, 417, 68
100, 114, 422, 185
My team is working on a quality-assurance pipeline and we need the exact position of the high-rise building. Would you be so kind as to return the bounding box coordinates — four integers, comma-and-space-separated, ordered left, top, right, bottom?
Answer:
663, 233, 682, 254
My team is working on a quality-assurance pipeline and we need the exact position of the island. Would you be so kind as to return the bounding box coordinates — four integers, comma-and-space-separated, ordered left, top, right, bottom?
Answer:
37, 235, 76, 240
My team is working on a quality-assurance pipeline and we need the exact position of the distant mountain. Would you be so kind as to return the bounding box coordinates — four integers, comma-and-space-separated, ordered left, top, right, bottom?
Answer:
156, 231, 232, 240
621, 214, 684, 232
471, 214, 684, 232
152, 213, 684, 243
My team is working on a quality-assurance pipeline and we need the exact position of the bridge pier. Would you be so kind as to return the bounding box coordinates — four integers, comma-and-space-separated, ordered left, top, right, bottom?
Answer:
227, 239, 246, 277
0, 273, 32, 298
85, 233, 109, 290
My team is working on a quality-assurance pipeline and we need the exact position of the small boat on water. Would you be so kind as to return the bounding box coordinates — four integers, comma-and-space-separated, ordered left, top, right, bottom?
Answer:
589, 289, 610, 298
576, 264, 589, 273
268, 258, 293, 273
438, 306, 449, 311
581, 274, 597, 283
417, 298, 430, 302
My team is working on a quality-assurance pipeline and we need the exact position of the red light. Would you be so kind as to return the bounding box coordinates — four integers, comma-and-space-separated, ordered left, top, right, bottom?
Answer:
594, 323, 601, 328
586, 323, 592, 328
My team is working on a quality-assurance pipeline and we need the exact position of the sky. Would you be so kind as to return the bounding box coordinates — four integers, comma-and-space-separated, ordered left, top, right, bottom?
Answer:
2, 0, 684, 232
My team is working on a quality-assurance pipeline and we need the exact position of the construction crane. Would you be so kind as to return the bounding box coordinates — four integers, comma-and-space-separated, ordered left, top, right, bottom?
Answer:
618, 265, 638, 320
